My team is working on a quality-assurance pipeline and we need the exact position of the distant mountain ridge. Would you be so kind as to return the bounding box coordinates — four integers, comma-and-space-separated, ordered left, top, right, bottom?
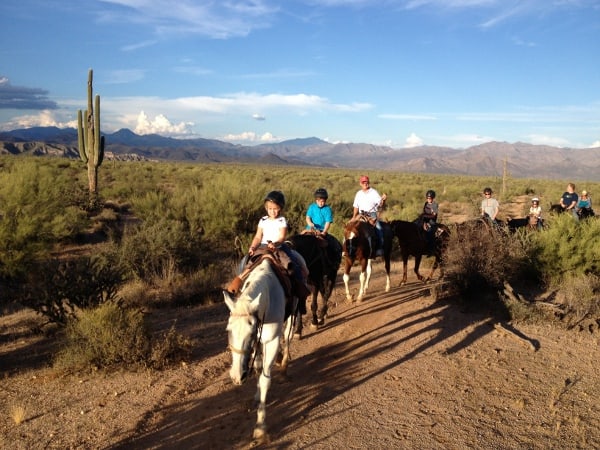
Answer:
1, 127, 598, 181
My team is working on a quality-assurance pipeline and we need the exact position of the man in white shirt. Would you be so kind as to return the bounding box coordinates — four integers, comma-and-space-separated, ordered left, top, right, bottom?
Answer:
352, 175, 387, 256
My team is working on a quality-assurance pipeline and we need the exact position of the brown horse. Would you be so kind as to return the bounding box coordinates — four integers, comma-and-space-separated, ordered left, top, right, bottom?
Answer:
342, 219, 393, 302
389, 220, 450, 286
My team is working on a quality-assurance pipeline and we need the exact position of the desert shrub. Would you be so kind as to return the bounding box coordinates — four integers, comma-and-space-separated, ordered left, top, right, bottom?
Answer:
19, 255, 125, 326
441, 223, 538, 314
529, 214, 600, 281
557, 273, 600, 329
55, 301, 150, 370
55, 301, 193, 371
117, 215, 201, 280
119, 263, 225, 308
0, 158, 89, 282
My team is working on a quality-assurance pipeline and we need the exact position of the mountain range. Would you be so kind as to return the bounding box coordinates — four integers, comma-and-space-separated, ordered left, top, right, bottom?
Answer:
1, 127, 598, 181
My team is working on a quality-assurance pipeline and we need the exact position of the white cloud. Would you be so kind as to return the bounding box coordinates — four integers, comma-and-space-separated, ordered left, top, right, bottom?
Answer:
526, 134, 570, 148
589, 140, 600, 148
220, 131, 279, 143
404, 132, 423, 148
379, 113, 437, 121
0, 110, 76, 131
134, 111, 194, 136
252, 113, 266, 121
98, 0, 278, 39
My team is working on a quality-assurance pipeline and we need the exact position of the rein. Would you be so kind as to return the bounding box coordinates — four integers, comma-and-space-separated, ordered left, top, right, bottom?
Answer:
228, 308, 265, 376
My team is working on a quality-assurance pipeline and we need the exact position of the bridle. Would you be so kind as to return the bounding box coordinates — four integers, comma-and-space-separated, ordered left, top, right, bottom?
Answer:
228, 309, 264, 376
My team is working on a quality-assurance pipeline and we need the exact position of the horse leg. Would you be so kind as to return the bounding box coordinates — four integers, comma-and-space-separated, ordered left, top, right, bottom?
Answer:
310, 288, 320, 329
413, 255, 425, 282
280, 315, 294, 375
357, 259, 371, 302
383, 254, 391, 292
424, 258, 438, 282
343, 272, 352, 301
253, 337, 279, 442
400, 255, 408, 286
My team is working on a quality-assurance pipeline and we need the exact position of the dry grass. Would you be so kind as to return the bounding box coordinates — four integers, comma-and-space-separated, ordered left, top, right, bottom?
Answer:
9, 404, 26, 425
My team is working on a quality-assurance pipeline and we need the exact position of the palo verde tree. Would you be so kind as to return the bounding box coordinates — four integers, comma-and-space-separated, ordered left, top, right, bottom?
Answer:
77, 68, 105, 203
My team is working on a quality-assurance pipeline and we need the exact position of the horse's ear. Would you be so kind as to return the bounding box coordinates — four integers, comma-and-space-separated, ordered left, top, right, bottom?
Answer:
223, 291, 235, 311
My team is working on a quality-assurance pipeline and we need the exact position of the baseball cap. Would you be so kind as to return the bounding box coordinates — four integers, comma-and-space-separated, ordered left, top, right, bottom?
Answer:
359, 175, 370, 183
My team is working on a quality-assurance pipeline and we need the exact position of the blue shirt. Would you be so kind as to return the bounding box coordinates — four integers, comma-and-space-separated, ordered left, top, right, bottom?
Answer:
306, 203, 333, 231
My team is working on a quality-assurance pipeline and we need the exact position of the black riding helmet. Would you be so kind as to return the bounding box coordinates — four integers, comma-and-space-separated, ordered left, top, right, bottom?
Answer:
426, 189, 436, 199
264, 190, 285, 208
314, 188, 328, 199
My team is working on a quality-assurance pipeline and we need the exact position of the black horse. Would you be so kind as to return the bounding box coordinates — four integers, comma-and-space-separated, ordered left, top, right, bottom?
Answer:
507, 214, 541, 232
288, 233, 342, 331
550, 204, 595, 220
342, 219, 393, 302
389, 220, 450, 286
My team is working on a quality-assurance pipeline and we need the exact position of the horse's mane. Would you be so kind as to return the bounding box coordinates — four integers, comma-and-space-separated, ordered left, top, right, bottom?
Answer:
239, 260, 274, 305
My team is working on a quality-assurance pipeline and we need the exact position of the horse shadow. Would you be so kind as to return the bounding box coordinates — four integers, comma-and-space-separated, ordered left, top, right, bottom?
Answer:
107, 276, 541, 449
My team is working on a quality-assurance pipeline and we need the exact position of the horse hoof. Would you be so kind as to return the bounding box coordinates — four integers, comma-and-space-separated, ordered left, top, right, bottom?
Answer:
251, 429, 270, 446
294, 331, 302, 340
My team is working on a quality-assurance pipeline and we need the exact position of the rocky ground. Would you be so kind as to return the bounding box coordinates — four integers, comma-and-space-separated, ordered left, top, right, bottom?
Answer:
2, 259, 600, 450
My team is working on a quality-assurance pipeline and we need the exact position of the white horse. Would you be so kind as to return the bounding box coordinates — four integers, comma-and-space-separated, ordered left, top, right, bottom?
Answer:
223, 259, 295, 443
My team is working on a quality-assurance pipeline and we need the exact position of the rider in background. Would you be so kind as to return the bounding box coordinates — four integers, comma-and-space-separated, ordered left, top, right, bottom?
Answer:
352, 175, 387, 256
529, 197, 543, 230
481, 187, 499, 227
420, 190, 438, 253
559, 183, 579, 220
576, 190, 593, 216
305, 188, 333, 236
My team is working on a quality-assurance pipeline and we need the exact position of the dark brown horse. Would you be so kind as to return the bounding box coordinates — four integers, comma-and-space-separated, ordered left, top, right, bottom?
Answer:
389, 220, 450, 286
288, 233, 342, 330
507, 214, 540, 232
342, 219, 393, 302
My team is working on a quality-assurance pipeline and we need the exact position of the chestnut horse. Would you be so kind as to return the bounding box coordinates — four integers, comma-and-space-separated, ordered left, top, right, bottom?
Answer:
342, 219, 393, 302
389, 220, 450, 286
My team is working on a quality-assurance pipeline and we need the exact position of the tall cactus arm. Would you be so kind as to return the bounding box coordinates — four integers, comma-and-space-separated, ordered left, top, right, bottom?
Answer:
93, 94, 102, 167
77, 109, 88, 163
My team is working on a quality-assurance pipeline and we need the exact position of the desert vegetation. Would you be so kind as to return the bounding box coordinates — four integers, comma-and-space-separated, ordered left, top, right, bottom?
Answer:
1, 155, 599, 372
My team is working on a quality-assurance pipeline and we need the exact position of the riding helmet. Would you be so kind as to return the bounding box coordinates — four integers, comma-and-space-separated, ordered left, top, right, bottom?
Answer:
264, 190, 285, 208
426, 190, 436, 199
314, 188, 328, 199
532, 197, 539, 203
483, 187, 493, 194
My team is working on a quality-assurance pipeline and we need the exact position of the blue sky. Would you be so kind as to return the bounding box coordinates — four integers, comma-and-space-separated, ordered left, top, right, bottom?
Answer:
1, 0, 599, 149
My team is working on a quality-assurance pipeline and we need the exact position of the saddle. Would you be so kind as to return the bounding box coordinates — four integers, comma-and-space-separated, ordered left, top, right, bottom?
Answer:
225, 247, 307, 319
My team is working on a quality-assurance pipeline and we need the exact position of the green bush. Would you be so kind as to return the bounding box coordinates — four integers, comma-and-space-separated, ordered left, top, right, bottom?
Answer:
55, 301, 193, 371
0, 158, 89, 281
55, 301, 150, 370
529, 214, 600, 281
19, 255, 125, 326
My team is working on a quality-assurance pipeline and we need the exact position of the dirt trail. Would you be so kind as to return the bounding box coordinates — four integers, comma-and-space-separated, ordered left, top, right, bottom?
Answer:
2, 261, 599, 450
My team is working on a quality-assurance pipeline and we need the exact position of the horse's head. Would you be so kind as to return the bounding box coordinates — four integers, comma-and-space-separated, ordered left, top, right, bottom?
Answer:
343, 221, 367, 258
224, 291, 259, 385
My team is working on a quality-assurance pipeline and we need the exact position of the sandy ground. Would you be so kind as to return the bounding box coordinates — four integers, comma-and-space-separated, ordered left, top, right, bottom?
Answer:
1, 258, 599, 450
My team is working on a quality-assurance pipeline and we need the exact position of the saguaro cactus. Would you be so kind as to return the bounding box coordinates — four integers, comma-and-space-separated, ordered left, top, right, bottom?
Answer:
77, 68, 104, 198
